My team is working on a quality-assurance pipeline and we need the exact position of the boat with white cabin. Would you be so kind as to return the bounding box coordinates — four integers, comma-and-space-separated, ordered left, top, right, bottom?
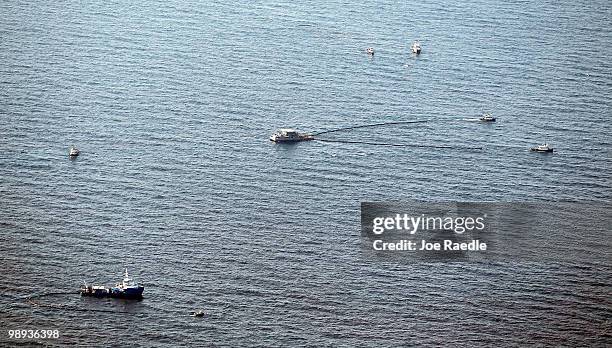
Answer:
269, 129, 314, 143
479, 113, 496, 122
411, 40, 421, 54
69, 146, 80, 156
530, 143, 554, 152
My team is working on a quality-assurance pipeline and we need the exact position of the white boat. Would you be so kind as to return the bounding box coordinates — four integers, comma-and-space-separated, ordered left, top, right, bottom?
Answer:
479, 113, 496, 122
69, 146, 80, 156
530, 143, 554, 152
269, 129, 314, 143
411, 40, 421, 54
366, 47, 374, 55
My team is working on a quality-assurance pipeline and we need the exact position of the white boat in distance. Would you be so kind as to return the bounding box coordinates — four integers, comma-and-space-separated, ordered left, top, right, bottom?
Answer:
479, 113, 496, 122
530, 143, 554, 152
411, 40, 422, 54
69, 146, 80, 156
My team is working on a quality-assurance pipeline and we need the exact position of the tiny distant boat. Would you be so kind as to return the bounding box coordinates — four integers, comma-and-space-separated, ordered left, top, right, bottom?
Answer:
192, 310, 204, 317
366, 47, 374, 55
530, 143, 554, 152
411, 40, 421, 54
269, 129, 314, 143
69, 146, 80, 156
479, 113, 496, 122
80, 269, 144, 299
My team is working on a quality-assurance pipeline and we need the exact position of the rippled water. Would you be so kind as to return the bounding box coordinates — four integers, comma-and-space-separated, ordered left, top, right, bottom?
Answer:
1, 0, 611, 346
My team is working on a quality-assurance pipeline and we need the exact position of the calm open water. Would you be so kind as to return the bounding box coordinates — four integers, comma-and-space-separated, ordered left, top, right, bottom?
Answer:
1, 0, 611, 346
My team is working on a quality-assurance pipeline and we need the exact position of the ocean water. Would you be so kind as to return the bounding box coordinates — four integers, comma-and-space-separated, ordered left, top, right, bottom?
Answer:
1, 0, 611, 346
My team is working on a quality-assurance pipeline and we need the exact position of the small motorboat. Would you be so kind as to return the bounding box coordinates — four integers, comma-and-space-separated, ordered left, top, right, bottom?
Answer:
69, 146, 80, 157
530, 143, 554, 152
192, 310, 204, 317
269, 129, 314, 143
366, 47, 374, 55
479, 113, 496, 122
411, 40, 422, 54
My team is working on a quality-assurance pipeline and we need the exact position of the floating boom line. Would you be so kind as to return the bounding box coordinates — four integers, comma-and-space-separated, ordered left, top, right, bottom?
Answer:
311, 120, 429, 136
315, 138, 483, 150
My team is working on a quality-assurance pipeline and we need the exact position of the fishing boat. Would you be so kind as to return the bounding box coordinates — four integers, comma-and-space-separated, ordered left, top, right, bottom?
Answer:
411, 40, 422, 54
479, 113, 496, 122
530, 143, 554, 152
80, 269, 144, 299
69, 146, 80, 157
366, 47, 374, 55
192, 310, 205, 317
269, 129, 314, 143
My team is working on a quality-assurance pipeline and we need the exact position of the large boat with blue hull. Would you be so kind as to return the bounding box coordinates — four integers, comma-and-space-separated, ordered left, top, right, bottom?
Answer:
80, 269, 144, 299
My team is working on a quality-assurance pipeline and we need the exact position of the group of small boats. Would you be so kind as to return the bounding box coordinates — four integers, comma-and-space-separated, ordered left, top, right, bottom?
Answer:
365, 40, 421, 56
476, 112, 553, 152
360, 41, 552, 150
361, 40, 551, 152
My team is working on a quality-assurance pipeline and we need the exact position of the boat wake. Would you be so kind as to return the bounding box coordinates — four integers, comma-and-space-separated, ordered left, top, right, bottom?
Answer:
25, 291, 79, 309
24, 291, 135, 314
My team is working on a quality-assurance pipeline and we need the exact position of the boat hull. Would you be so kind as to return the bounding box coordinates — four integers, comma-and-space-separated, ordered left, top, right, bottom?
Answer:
112, 286, 144, 299
269, 135, 314, 143
530, 148, 553, 152
80, 286, 144, 299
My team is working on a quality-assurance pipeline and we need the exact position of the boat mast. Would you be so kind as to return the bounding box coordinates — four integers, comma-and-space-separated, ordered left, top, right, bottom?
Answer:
123, 268, 133, 287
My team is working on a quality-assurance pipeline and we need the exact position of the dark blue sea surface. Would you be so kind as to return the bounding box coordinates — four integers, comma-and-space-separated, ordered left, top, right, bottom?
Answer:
1, 0, 610, 346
